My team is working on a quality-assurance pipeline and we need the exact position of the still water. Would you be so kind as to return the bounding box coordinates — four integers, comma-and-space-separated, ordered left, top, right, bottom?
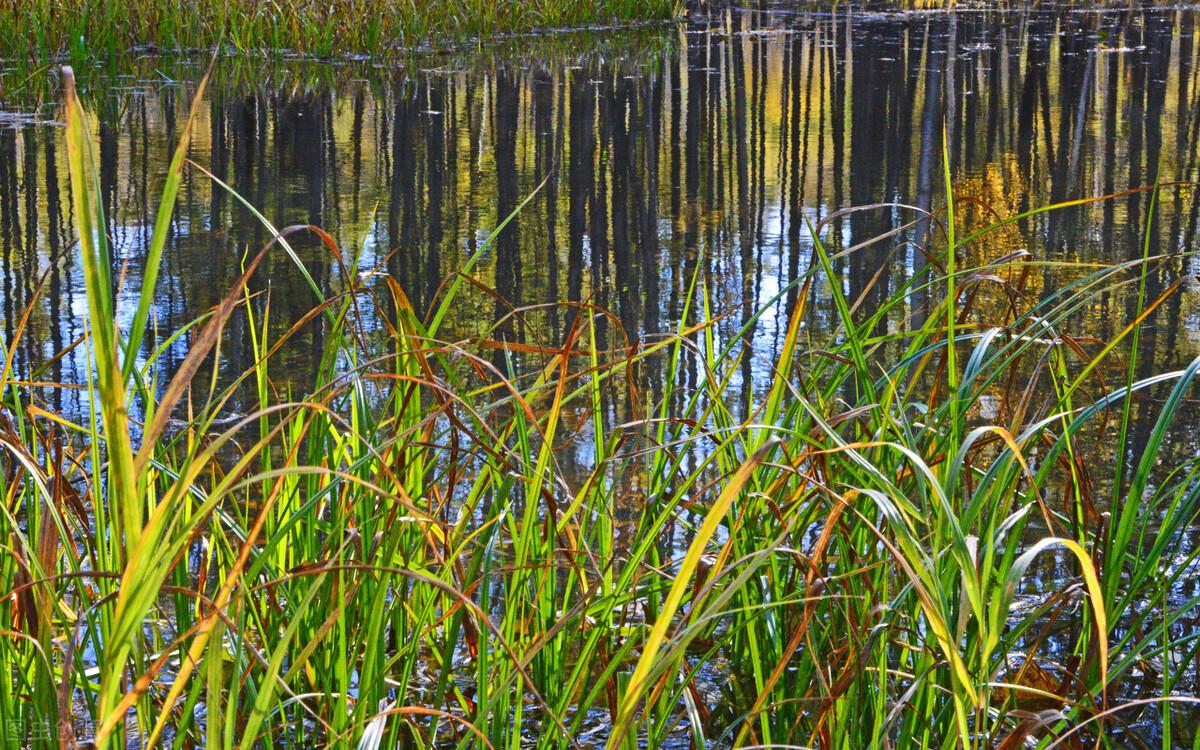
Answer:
1, 3, 1199, 450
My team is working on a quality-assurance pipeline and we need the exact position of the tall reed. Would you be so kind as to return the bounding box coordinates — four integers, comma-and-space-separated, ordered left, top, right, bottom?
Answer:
0, 72, 1198, 750
0, 0, 681, 62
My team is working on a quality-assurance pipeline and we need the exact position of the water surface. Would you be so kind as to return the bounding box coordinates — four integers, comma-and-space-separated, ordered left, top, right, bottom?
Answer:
1, 2, 1199, 453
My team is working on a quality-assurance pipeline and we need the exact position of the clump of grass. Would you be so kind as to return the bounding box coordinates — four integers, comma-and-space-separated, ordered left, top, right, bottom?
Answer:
1, 71, 1199, 750
0, 0, 681, 63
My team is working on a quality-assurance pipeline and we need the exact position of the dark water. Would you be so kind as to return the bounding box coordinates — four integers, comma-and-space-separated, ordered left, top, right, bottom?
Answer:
1, 4, 1199, 455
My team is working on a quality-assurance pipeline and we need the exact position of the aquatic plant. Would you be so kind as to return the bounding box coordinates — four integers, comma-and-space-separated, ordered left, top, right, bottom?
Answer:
1, 69, 1199, 750
0, 0, 681, 62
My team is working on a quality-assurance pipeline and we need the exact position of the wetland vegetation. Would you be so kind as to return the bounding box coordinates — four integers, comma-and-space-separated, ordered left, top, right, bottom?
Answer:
2, 2, 1200, 748
0, 0, 681, 61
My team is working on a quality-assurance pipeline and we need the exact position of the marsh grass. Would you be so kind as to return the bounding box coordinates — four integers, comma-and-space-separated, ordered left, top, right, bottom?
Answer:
0, 0, 680, 62
1, 70, 1200, 750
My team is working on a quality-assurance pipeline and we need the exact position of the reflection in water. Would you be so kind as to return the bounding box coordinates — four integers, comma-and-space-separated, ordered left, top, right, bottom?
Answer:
1, 5, 1199, 454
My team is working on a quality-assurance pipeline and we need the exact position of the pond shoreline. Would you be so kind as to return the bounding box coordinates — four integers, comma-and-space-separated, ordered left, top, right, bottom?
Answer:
0, 0, 683, 63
